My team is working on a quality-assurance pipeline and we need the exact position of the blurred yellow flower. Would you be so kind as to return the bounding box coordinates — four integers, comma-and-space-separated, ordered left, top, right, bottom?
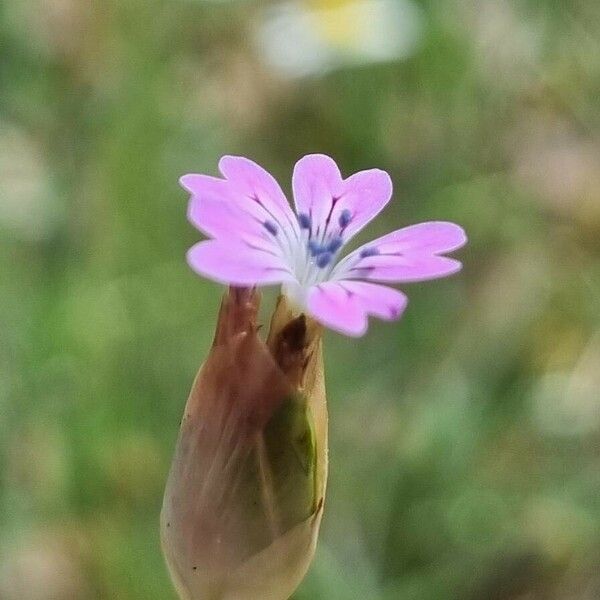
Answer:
256, 0, 424, 77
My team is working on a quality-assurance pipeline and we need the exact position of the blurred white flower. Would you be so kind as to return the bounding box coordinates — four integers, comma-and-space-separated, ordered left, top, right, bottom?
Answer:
256, 0, 424, 78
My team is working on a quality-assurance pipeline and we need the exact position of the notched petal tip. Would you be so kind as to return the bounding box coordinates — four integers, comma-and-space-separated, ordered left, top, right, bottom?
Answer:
349, 166, 393, 191
178, 173, 195, 193
292, 153, 342, 182
452, 259, 464, 273
439, 257, 463, 276
217, 154, 246, 175
398, 256, 463, 282
185, 197, 200, 228
429, 221, 468, 254
295, 152, 338, 166
185, 242, 223, 282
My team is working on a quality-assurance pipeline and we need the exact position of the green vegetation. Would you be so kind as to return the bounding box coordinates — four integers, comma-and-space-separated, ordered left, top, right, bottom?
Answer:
1, 0, 599, 597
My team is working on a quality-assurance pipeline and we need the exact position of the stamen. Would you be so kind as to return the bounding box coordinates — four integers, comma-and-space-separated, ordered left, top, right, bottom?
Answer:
316, 252, 333, 268
359, 247, 379, 259
338, 209, 352, 228
263, 220, 279, 235
298, 213, 312, 230
308, 240, 324, 256
326, 236, 343, 253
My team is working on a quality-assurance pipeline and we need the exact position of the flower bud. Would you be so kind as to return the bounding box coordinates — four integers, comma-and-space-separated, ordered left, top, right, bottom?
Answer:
161, 288, 328, 600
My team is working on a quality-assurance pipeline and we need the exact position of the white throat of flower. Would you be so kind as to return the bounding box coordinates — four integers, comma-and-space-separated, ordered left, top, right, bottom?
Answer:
261, 208, 377, 309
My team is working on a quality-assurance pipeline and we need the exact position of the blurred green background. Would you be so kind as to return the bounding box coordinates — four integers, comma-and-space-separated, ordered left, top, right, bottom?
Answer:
1, 0, 600, 598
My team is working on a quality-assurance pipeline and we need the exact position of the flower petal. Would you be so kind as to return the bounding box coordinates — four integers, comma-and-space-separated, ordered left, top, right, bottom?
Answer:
335, 168, 392, 241
361, 221, 467, 255
306, 281, 406, 335
181, 174, 273, 244
187, 240, 296, 286
292, 154, 343, 228
307, 282, 368, 336
336, 253, 462, 283
218, 156, 300, 236
336, 281, 408, 321
292, 154, 393, 243
332, 221, 465, 282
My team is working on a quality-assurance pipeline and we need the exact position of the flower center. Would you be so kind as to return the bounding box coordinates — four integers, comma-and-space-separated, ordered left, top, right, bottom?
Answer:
292, 209, 354, 287
261, 203, 359, 297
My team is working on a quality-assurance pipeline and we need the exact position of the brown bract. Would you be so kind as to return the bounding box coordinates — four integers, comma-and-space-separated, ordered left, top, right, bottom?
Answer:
161, 288, 328, 600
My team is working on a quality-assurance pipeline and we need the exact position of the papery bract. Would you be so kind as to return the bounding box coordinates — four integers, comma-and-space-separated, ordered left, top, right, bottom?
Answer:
161, 289, 327, 600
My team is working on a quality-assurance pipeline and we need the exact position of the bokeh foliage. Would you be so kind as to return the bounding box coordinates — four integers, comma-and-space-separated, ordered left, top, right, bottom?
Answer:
1, 0, 600, 598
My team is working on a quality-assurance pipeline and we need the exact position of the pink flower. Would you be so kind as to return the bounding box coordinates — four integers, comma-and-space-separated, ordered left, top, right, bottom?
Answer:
181, 154, 466, 336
